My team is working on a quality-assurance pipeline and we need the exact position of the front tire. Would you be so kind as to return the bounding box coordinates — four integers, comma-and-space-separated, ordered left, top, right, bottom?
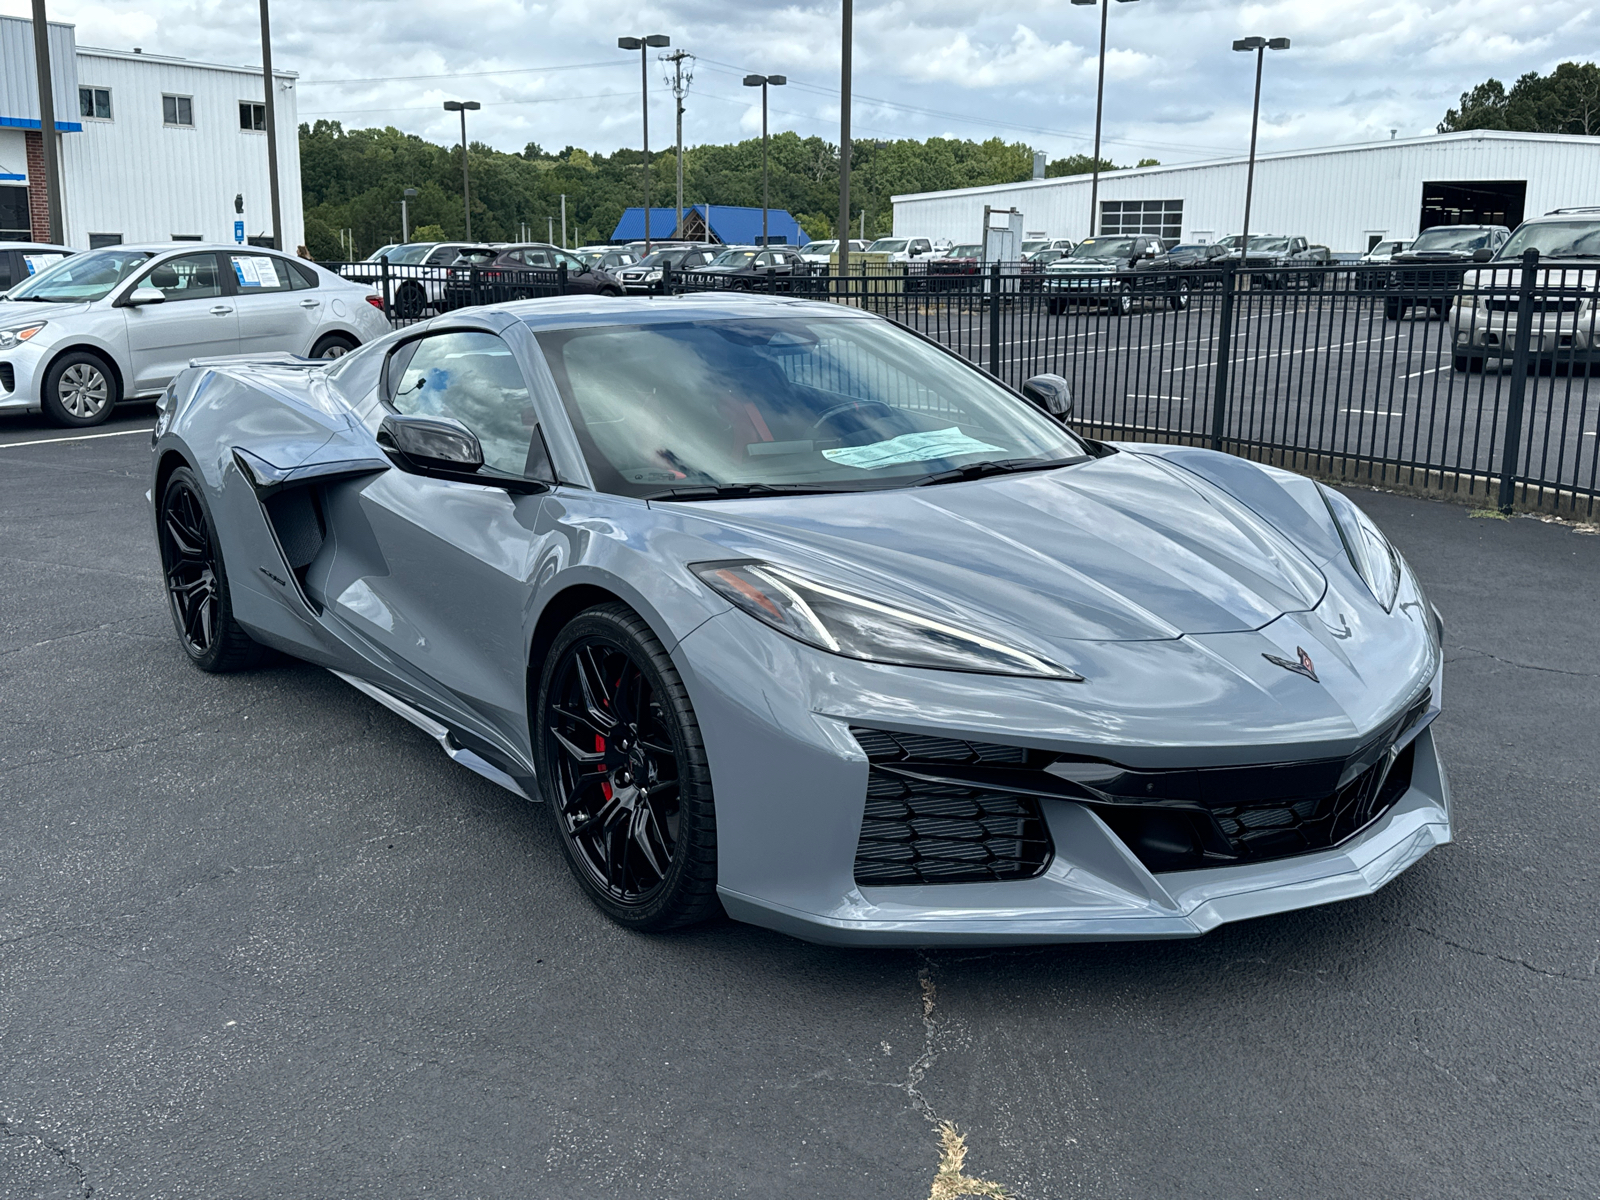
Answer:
41, 350, 119, 427
394, 280, 427, 320
1168, 280, 1190, 311
535, 603, 719, 932
1110, 283, 1133, 316
157, 467, 268, 672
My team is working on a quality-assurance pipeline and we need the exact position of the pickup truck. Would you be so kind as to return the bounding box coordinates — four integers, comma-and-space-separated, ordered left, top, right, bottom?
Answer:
1380, 224, 1510, 319
1237, 235, 1333, 288
1039, 235, 1191, 314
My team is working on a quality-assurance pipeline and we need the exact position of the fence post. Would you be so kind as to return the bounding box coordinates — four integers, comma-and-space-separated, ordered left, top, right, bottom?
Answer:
1497, 248, 1541, 513
1209, 262, 1238, 451
469, 264, 480, 309
660, 261, 672, 297
380, 257, 392, 322
557, 261, 568, 297
989, 263, 1002, 378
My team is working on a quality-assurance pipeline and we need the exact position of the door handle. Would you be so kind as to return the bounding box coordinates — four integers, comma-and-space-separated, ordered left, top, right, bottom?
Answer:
210, 305, 234, 315
299, 299, 321, 308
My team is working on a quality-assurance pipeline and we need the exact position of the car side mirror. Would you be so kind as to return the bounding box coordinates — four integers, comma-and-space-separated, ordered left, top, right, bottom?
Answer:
125, 286, 166, 306
377, 412, 483, 475
1472, 248, 1493, 263
1021, 374, 1073, 420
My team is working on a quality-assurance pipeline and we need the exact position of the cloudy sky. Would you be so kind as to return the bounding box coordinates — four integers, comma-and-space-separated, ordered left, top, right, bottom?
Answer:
6, 0, 1598, 164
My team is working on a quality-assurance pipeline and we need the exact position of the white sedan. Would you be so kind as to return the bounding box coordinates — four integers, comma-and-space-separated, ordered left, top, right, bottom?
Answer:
0, 243, 391, 427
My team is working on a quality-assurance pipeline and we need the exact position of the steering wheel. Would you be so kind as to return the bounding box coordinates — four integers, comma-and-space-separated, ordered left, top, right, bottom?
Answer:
807, 399, 900, 438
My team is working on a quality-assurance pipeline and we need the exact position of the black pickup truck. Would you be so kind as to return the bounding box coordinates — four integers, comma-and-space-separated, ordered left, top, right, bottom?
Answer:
1237, 235, 1332, 288
1039, 236, 1191, 314
1380, 224, 1510, 319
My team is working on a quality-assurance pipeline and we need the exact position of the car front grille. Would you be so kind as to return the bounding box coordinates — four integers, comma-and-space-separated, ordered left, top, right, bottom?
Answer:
1484, 296, 1586, 313
1393, 267, 1464, 287
850, 688, 1432, 882
0, 362, 13, 393
850, 728, 1054, 886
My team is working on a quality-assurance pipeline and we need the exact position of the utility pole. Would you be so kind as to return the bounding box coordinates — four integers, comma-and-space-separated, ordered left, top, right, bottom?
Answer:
836, 0, 853, 278
663, 50, 694, 240
29, 0, 64, 244
259, 0, 283, 248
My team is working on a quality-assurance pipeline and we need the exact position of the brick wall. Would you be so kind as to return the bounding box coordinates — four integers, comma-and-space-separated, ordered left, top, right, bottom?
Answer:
24, 131, 51, 242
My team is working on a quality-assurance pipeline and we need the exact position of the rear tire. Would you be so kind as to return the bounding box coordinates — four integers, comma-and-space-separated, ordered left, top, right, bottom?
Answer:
309, 333, 358, 359
1384, 297, 1404, 321
1168, 281, 1190, 311
1452, 353, 1483, 373
535, 603, 720, 932
394, 280, 427, 320
40, 350, 119, 427
157, 467, 269, 673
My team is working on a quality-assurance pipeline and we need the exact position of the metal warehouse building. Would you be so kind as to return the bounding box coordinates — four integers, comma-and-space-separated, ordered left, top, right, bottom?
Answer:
1, 15, 301, 250
892, 131, 1600, 254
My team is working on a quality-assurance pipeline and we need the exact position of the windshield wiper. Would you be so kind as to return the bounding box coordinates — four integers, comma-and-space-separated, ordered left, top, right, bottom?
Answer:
643, 481, 864, 501
912, 456, 1092, 487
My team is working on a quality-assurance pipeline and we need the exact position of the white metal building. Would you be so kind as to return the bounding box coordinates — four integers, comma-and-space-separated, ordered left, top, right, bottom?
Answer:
1, 15, 301, 251
892, 131, 1600, 254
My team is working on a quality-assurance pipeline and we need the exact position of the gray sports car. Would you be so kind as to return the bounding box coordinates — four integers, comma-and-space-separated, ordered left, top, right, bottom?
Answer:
149, 294, 1449, 944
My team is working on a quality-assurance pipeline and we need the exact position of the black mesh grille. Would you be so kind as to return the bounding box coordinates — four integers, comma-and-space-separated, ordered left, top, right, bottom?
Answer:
850, 728, 1053, 887
0, 362, 13, 393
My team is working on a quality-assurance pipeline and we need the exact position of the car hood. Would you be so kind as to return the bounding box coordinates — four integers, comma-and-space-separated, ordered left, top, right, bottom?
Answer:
0, 299, 92, 322
659, 450, 1328, 644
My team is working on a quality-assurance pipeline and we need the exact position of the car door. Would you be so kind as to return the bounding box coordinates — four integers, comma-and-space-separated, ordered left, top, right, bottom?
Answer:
320, 328, 558, 739
231, 252, 324, 355
123, 252, 239, 395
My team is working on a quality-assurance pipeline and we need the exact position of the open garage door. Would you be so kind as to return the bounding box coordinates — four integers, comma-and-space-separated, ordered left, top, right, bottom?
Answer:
1420, 180, 1526, 230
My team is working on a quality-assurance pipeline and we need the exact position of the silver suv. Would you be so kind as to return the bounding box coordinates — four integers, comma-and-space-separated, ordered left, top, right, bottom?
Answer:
1450, 208, 1600, 373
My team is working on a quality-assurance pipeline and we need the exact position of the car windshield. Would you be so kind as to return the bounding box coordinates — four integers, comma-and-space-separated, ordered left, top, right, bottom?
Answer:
1412, 227, 1493, 252
1021, 240, 1048, 253
946, 245, 982, 257
6, 248, 151, 302
867, 239, 909, 253
533, 316, 1085, 498
382, 243, 438, 265
1170, 244, 1208, 255
365, 245, 397, 261
710, 250, 758, 267
1246, 237, 1290, 252
1498, 221, 1600, 260
634, 249, 689, 268
1069, 238, 1135, 259
804, 241, 837, 255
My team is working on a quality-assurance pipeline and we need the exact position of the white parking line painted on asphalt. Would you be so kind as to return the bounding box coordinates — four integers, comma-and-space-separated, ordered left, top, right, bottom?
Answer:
1342, 408, 1405, 417
0, 426, 156, 449
1402, 366, 1444, 379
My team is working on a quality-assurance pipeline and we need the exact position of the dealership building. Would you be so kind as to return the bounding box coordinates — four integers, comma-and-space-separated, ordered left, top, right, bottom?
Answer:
0, 14, 302, 250
891, 131, 1600, 254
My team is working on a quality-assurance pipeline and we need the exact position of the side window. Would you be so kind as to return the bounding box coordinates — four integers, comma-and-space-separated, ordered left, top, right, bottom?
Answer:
139, 253, 222, 301
387, 331, 537, 477
523, 248, 553, 268
228, 253, 295, 294
553, 251, 585, 272
426, 246, 458, 265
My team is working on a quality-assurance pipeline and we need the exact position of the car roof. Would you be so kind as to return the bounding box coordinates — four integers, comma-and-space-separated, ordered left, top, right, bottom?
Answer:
7, 242, 72, 252
507, 292, 876, 333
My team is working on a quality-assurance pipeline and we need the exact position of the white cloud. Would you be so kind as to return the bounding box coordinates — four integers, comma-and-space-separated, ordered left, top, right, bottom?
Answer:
1, 0, 1595, 162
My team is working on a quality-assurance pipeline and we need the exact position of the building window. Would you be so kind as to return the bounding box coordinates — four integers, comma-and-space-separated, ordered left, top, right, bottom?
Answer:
239, 102, 267, 132
1099, 199, 1184, 243
1, 186, 30, 239
162, 95, 194, 127
171, 234, 203, 241
88, 233, 123, 249
78, 87, 112, 121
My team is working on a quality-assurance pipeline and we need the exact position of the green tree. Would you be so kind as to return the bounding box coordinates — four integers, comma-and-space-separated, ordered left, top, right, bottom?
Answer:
1045, 154, 1120, 177
1440, 62, 1600, 135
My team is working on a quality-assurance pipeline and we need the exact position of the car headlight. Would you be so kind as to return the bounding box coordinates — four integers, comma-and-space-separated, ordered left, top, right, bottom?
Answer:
1318, 485, 1401, 612
692, 560, 1084, 680
0, 322, 46, 349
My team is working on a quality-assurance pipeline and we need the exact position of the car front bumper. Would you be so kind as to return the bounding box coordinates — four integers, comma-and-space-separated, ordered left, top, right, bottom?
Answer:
0, 339, 48, 411
675, 589, 1449, 946
1450, 306, 1600, 361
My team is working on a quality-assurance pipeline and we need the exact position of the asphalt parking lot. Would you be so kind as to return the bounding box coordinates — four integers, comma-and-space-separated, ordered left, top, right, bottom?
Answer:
2, 404, 1598, 1199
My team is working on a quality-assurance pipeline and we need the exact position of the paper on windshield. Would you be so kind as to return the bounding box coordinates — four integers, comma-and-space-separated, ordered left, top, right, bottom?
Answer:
821, 426, 1004, 470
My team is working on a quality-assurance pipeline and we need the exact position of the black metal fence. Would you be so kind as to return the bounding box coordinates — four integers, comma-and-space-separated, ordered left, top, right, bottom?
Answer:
331, 251, 1599, 517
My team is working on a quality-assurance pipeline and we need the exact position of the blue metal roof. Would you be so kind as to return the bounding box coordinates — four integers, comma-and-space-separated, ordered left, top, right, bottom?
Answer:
610, 205, 809, 246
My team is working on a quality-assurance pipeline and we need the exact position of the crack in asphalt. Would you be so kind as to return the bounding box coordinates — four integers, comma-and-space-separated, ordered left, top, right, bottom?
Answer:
905, 953, 941, 1125
1446, 645, 1599, 678
0, 621, 165, 657
0, 1116, 94, 1198
1402, 922, 1597, 983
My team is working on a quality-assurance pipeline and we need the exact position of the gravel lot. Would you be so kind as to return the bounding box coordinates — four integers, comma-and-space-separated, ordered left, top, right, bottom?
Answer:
2, 403, 1597, 1199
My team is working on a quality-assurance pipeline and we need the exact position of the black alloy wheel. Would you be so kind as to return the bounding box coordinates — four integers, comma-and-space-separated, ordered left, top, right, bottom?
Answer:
157, 467, 267, 672
537, 604, 719, 931
1169, 280, 1191, 311
394, 280, 427, 320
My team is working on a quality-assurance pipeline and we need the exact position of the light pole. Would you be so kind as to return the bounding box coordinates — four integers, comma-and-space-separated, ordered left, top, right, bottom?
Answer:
258, 0, 283, 248
837, 0, 853, 278
400, 186, 416, 243
742, 74, 787, 246
1070, 0, 1138, 239
442, 100, 480, 239
618, 34, 670, 254
1232, 36, 1290, 256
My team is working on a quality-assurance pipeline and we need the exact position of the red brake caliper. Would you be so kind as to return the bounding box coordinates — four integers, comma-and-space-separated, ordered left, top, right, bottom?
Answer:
596, 734, 611, 800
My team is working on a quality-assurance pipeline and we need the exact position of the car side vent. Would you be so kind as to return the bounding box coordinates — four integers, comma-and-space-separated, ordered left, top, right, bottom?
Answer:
850, 727, 1053, 887
0, 362, 14, 393
263, 485, 326, 600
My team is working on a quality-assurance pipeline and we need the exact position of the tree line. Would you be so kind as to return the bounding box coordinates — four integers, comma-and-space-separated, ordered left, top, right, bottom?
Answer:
299, 119, 1156, 260
1439, 61, 1600, 136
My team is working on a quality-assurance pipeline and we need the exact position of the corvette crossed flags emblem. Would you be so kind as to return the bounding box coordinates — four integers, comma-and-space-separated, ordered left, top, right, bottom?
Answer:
1262, 646, 1319, 682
